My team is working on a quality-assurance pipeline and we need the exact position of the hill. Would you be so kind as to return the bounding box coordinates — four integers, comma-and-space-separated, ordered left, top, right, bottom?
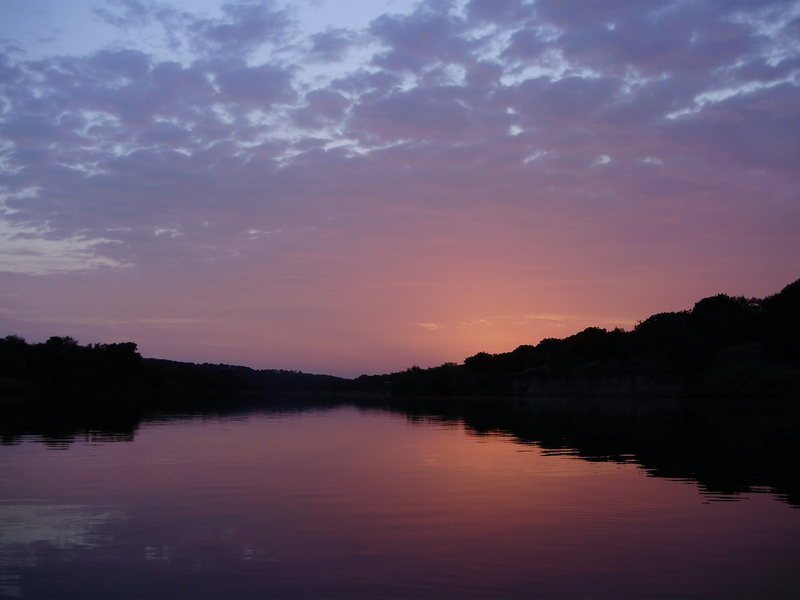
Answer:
0, 336, 344, 438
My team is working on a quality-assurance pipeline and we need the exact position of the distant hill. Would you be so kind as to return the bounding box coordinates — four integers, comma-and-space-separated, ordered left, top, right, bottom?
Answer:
143, 358, 345, 393
0, 336, 345, 430
344, 278, 800, 399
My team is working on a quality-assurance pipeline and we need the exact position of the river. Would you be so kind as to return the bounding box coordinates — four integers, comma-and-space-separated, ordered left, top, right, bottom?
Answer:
1, 398, 799, 599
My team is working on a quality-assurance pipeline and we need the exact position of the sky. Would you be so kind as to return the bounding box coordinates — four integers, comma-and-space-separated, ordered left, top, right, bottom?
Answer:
0, 0, 798, 377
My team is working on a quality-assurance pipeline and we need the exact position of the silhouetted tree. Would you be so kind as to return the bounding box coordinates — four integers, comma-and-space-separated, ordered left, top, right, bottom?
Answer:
344, 278, 800, 399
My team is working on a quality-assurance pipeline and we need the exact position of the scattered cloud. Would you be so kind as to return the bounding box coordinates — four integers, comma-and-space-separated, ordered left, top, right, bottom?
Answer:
246, 227, 282, 240
154, 226, 183, 238
0, 222, 130, 275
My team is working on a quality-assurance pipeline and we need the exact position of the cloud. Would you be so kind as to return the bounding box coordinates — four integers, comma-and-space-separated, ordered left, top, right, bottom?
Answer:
466, 0, 535, 25
307, 28, 358, 62
94, 0, 296, 59
291, 88, 350, 128
461, 318, 494, 327
416, 322, 443, 331
0, 221, 130, 274
93, 0, 161, 29
348, 85, 477, 142
507, 75, 621, 124
212, 62, 297, 106
368, 3, 474, 73
191, 0, 295, 57
0, 0, 796, 342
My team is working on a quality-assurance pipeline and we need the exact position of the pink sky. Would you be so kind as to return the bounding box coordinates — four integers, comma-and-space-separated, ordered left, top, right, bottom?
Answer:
0, 0, 798, 376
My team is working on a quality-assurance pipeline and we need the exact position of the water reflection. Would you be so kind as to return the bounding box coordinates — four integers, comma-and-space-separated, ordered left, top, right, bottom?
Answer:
1, 401, 799, 599
2, 394, 799, 507
352, 396, 800, 507
0, 396, 342, 447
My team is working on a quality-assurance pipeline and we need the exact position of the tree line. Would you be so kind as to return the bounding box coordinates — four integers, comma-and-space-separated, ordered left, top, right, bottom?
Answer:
0, 335, 343, 437
344, 278, 800, 399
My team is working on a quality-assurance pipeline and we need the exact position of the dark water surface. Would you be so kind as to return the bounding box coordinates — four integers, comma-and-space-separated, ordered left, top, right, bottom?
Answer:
1, 400, 799, 599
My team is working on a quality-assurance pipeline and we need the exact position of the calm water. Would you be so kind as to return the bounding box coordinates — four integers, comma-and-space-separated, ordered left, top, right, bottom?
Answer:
1, 401, 799, 599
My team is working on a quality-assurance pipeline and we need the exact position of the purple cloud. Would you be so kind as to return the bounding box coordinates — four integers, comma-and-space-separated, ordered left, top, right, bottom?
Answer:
369, 4, 475, 73
190, 0, 294, 57
93, 0, 159, 29
349, 86, 478, 142
213, 61, 296, 106
466, 0, 534, 25
307, 28, 358, 63
291, 89, 350, 128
